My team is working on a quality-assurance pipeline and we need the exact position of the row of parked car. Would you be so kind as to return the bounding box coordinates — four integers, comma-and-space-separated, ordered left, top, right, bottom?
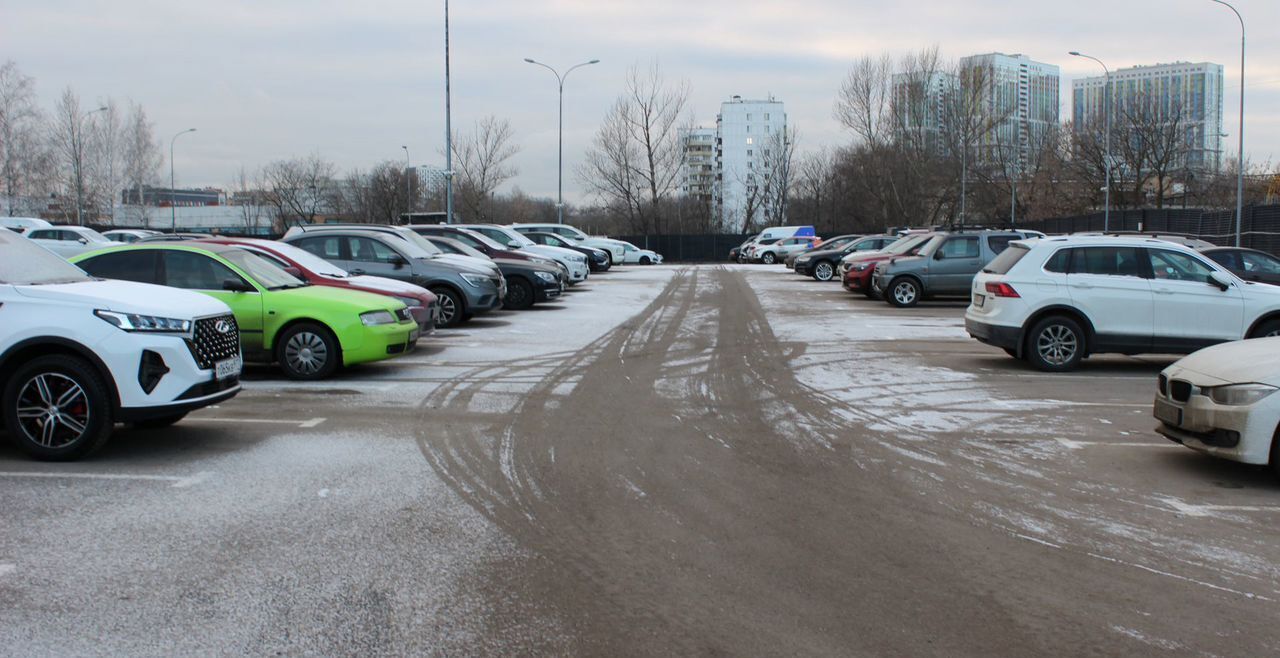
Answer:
0, 218, 664, 461
746, 225, 1280, 476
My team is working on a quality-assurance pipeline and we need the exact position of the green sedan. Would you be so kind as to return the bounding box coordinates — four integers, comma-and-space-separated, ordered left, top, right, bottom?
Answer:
72, 243, 419, 380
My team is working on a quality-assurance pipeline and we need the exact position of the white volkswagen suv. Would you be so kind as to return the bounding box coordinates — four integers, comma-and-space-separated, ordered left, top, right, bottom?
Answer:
0, 228, 242, 460
966, 235, 1280, 371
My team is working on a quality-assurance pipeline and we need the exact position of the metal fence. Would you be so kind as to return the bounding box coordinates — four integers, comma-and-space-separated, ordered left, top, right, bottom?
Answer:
614, 234, 753, 262
1014, 204, 1280, 255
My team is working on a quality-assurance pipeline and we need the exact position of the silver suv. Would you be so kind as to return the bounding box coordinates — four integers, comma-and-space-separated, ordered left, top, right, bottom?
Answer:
872, 229, 1039, 307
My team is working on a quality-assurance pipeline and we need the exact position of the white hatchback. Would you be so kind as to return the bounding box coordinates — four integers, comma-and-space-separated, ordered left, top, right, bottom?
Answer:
966, 236, 1280, 371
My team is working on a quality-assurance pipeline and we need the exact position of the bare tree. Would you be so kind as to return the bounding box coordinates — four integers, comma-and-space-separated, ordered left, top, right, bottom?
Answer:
227, 165, 268, 233
120, 102, 163, 227
450, 116, 520, 222
261, 154, 337, 229
87, 100, 124, 223
937, 62, 1005, 224
0, 61, 53, 217
579, 61, 690, 234
49, 88, 100, 223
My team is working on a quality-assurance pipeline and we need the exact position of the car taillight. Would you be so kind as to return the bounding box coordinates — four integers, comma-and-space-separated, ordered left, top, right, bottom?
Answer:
985, 282, 1020, 298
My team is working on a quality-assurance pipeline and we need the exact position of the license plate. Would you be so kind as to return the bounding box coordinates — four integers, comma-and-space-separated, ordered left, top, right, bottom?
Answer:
409, 328, 420, 343
1154, 399, 1182, 427
215, 355, 243, 380
973, 293, 985, 308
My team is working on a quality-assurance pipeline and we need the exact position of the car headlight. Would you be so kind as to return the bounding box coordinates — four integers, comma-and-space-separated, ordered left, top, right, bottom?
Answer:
853, 263, 870, 272
360, 310, 397, 326
535, 271, 557, 283
460, 273, 490, 287
95, 309, 191, 333
573, 254, 586, 263
1205, 383, 1278, 406
796, 256, 811, 263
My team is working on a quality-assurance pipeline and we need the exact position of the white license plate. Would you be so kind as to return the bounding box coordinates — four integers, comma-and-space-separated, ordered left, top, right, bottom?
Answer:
973, 293, 985, 308
1154, 399, 1182, 427
215, 355, 243, 380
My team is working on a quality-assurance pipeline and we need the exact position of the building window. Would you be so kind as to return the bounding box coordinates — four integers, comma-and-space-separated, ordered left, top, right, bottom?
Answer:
765, 113, 770, 120
746, 137, 753, 145
746, 114, 752, 120
747, 149, 753, 156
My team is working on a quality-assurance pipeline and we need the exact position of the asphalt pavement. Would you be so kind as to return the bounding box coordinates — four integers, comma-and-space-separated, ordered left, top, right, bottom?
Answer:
2, 264, 1278, 656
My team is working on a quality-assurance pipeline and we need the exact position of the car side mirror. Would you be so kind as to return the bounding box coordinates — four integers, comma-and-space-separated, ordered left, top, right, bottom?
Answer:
933, 251, 946, 260
222, 278, 254, 293
1208, 271, 1232, 291
508, 240, 522, 249
391, 255, 407, 269
283, 266, 303, 278
78, 238, 88, 244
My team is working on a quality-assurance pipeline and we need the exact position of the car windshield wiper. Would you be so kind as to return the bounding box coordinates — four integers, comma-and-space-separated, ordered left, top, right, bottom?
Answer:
268, 282, 310, 290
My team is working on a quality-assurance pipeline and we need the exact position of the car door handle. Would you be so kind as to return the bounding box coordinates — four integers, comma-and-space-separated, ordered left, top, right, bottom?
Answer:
1070, 282, 1092, 289
1154, 287, 1176, 295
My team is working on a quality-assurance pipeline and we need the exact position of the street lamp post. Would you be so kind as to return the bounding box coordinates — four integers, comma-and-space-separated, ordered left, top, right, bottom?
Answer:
1070, 51, 1112, 232
75, 105, 109, 225
444, 0, 454, 224
169, 128, 197, 233
1210, 0, 1245, 247
524, 57, 600, 225
402, 145, 412, 221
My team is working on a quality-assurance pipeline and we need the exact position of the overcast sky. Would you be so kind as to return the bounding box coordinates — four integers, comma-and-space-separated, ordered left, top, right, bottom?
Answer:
4, 0, 1276, 203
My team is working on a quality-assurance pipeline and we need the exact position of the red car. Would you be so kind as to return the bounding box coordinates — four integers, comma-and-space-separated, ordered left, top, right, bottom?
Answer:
841, 233, 932, 297
198, 237, 439, 333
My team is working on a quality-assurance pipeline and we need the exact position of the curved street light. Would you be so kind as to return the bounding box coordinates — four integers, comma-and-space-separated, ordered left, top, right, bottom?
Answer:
524, 57, 600, 224
170, 128, 197, 233
1209, 0, 1245, 246
1069, 51, 1112, 232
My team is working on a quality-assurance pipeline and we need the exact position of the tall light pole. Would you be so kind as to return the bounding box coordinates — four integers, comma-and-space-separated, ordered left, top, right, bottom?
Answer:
169, 128, 196, 233
524, 57, 600, 224
444, 0, 454, 224
75, 105, 109, 225
1210, 0, 1245, 247
1070, 51, 1112, 232
402, 145, 412, 220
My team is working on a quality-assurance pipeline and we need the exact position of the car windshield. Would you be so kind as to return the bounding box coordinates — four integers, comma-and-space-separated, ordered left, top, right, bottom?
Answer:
457, 228, 508, 251
500, 229, 536, 247
80, 229, 112, 243
260, 241, 349, 277
438, 239, 488, 260
0, 229, 92, 284
397, 230, 444, 255
885, 234, 931, 255
221, 248, 308, 290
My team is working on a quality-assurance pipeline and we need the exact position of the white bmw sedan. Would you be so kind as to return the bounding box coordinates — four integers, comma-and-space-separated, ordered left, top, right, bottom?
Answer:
1154, 337, 1280, 474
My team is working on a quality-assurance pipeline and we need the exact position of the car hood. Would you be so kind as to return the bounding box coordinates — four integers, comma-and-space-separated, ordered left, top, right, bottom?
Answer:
799, 249, 844, 260
524, 244, 582, 260
344, 275, 435, 303
15, 279, 232, 317
271, 283, 400, 312
417, 257, 493, 276
433, 253, 498, 273
841, 250, 890, 264
494, 258, 559, 274
1167, 337, 1280, 386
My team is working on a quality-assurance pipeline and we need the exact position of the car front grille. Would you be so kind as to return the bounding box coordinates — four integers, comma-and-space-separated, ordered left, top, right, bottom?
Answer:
187, 314, 241, 369
1158, 374, 1168, 397
1169, 379, 1193, 403
395, 307, 413, 323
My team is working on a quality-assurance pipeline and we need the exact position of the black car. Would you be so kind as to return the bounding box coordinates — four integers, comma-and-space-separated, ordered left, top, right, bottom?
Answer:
794, 235, 898, 281
1202, 247, 1280, 286
425, 236, 564, 309
522, 231, 611, 272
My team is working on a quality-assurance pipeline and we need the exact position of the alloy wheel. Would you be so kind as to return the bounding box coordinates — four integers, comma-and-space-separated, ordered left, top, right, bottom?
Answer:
437, 294, 457, 324
815, 262, 834, 281
1036, 325, 1078, 366
15, 373, 90, 448
893, 282, 917, 306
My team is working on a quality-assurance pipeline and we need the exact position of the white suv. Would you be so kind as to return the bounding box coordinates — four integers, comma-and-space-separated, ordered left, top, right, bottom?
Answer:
0, 228, 242, 460
966, 236, 1280, 371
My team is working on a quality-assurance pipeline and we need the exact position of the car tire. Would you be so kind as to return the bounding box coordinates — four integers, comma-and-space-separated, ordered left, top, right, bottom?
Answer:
2, 354, 113, 461
1269, 425, 1280, 480
886, 277, 921, 308
133, 413, 188, 429
813, 261, 835, 281
1249, 319, 1280, 339
1003, 348, 1019, 359
640, 256, 652, 265
430, 287, 465, 328
761, 252, 776, 265
1025, 315, 1085, 372
505, 278, 534, 310
277, 322, 340, 380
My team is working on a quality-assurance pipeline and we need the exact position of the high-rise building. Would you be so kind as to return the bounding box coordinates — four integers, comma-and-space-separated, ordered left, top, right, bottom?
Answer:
1072, 61, 1223, 172
680, 128, 717, 201
892, 70, 956, 152
958, 53, 1060, 171
713, 96, 787, 227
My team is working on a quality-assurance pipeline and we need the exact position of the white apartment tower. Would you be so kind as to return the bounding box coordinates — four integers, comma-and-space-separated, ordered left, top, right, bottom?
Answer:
680, 128, 717, 202
958, 53, 1060, 172
713, 96, 787, 229
1072, 61, 1223, 172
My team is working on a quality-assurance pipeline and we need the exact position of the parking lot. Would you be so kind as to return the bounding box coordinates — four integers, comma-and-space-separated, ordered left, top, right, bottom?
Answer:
3, 263, 1279, 656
